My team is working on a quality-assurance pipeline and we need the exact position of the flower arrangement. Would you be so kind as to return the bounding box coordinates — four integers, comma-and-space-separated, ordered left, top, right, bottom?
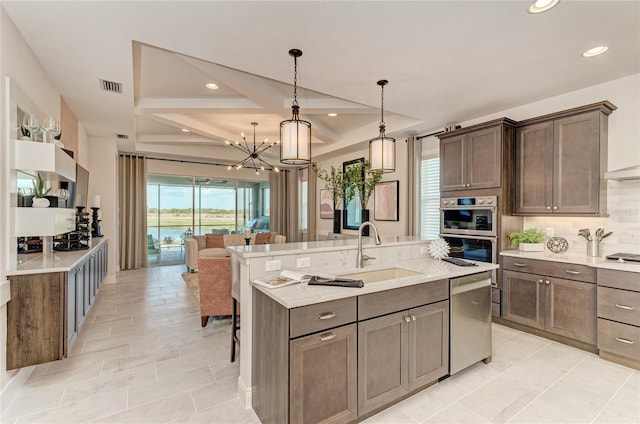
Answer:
313, 164, 350, 210
346, 160, 382, 209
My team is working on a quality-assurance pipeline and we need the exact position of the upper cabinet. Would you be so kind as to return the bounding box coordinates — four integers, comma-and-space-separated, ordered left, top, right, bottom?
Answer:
13, 140, 76, 182
514, 101, 616, 216
439, 119, 516, 192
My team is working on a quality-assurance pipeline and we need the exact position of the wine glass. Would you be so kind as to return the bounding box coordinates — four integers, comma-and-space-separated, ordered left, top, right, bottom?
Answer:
41, 116, 60, 144
22, 114, 41, 141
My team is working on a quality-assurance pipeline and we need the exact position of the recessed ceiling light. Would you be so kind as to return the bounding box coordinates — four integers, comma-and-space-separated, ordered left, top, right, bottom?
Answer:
328, 113, 338, 117
205, 83, 219, 90
528, 0, 559, 14
582, 46, 609, 57
181, 128, 190, 132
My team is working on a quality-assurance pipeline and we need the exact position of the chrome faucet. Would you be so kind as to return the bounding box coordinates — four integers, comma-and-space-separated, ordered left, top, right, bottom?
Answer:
357, 221, 382, 268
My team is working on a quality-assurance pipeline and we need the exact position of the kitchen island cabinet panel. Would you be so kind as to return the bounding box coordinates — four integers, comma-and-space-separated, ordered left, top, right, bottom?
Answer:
546, 277, 596, 344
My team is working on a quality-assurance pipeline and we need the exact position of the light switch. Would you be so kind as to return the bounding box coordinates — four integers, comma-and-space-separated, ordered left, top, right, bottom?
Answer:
297, 257, 311, 268
266, 260, 281, 272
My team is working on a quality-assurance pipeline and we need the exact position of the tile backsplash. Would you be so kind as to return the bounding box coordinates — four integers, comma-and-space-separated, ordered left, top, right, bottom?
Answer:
523, 180, 640, 256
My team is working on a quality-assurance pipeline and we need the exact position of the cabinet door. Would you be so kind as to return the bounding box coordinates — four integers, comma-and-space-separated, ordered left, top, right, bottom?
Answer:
502, 270, 545, 329
358, 311, 407, 415
66, 271, 77, 353
440, 135, 466, 191
546, 277, 596, 344
514, 122, 554, 214
467, 126, 501, 189
75, 263, 86, 329
290, 324, 357, 424
407, 301, 449, 390
553, 111, 600, 214
83, 260, 91, 311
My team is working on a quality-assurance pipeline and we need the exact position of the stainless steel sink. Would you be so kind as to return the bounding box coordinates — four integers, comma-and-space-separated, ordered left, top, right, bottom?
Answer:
338, 267, 422, 284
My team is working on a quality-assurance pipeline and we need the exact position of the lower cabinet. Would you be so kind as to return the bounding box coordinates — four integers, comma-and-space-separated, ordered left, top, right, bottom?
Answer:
502, 257, 597, 345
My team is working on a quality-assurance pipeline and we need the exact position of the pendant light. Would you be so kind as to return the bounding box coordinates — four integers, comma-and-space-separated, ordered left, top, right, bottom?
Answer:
369, 79, 396, 173
280, 49, 311, 165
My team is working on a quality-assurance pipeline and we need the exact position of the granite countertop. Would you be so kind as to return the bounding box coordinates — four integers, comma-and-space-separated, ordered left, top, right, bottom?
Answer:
228, 235, 429, 259
500, 249, 640, 273
8, 237, 108, 276
252, 258, 498, 309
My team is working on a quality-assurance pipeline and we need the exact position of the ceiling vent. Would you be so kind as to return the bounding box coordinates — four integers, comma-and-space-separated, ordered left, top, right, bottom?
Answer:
116, 134, 129, 140
100, 79, 122, 93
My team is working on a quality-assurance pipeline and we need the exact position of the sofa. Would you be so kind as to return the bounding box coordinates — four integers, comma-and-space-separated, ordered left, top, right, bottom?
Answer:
185, 232, 286, 272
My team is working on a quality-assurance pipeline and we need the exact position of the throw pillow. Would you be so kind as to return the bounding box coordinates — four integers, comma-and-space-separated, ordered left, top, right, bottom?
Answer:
205, 233, 225, 248
254, 232, 271, 245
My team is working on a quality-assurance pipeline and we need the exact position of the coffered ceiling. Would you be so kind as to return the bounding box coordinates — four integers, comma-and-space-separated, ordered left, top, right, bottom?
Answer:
3, 1, 639, 167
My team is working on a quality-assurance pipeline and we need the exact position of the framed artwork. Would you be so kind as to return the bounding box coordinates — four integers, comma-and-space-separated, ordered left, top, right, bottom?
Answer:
320, 189, 333, 219
343, 157, 364, 230
374, 180, 399, 221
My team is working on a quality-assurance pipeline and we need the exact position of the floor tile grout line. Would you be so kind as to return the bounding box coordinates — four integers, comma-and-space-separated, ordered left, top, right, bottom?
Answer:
589, 370, 635, 424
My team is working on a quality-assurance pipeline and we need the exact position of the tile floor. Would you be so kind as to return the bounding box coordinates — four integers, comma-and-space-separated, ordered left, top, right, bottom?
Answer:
2, 264, 639, 424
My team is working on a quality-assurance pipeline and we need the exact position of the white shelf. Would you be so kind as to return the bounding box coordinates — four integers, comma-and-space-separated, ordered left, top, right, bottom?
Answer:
13, 140, 76, 182
15, 208, 75, 237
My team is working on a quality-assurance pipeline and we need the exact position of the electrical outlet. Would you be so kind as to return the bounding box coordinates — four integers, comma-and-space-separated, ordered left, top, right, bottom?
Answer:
546, 228, 554, 237
420, 246, 429, 254
265, 260, 281, 272
297, 257, 311, 268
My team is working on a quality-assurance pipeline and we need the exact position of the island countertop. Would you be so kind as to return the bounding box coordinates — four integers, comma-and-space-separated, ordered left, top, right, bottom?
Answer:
8, 237, 108, 276
252, 258, 498, 309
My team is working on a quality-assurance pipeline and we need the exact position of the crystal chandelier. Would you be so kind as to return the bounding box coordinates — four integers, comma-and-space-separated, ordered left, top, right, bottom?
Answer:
226, 122, 280, 175
369, 79, 396, 173
280, 48, 311, 165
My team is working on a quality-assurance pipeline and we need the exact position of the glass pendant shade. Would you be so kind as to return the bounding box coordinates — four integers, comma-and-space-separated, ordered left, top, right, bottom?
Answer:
280, 106, 311, 165
369, 132, 396, 173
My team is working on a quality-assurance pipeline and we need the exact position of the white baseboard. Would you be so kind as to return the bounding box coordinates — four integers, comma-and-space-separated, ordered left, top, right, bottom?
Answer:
0, 365, 35, 418
237, 376, 254, 410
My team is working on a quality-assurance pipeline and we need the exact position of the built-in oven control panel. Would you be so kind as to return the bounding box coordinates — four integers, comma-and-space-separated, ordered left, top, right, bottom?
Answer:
441, 196, 496, 207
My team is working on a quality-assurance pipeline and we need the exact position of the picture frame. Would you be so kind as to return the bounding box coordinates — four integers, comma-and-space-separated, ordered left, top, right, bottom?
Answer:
374, 180, 399, 221
343, 157, 364, 230
320, 189, 333, 219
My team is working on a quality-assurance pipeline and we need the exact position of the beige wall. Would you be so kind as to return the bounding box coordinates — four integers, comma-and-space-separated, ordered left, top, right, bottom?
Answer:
60, 97, 78, 158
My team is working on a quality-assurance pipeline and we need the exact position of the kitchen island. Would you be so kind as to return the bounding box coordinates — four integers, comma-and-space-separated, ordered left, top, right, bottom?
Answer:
227, 236, 498, 418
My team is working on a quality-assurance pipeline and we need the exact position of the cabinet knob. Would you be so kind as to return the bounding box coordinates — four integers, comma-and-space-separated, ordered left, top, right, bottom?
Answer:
546, 206, 551, 210
553, 206, 558, 210
318, 332, 337, 342
403, 316, 411, 323
318, 312, 336, 320
411, 315, 416, 321
538, 279, 543, 284
545, 280, 550, 285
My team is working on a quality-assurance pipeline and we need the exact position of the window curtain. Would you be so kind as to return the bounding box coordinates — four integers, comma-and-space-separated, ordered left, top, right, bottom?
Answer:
269, 170, 299, 242
405, 136, 419, 236
306, 165, 317, 241
118, 154, 147, 269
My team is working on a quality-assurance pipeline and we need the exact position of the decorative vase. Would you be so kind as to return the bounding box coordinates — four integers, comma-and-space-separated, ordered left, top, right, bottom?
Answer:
519, 242, 544, 252
361, 209, 370, 236
32, 197, 50, 208
333, 210, 341, 234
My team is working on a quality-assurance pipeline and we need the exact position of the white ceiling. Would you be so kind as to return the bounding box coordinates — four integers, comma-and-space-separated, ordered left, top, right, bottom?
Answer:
3, 1, 639, 167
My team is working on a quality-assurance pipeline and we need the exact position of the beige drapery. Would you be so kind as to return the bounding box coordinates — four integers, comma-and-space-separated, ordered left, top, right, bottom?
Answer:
118, 154, 148, 269
405, 136, 419, 236
269, 170, 300, 242
306, 165, 317, 241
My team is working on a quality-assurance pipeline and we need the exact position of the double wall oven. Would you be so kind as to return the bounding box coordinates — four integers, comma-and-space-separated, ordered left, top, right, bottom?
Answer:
440, 195, 498, 284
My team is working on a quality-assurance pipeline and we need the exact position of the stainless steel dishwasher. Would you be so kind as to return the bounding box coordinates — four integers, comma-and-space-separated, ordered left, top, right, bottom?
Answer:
450, 271, 492, 374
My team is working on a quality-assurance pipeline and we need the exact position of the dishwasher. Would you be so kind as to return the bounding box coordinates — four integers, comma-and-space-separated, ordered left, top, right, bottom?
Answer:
450, 271, 492, 375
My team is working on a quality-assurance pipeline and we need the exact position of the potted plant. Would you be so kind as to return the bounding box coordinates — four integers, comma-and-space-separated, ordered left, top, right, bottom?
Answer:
346, 160, 382, 235
314, 164, 350, 233
32, 173, 51, 208
508, 228, 547, 252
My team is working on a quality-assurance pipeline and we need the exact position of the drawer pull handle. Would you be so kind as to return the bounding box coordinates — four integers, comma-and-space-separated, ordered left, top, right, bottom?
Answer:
565, 270, 581, 275
513, 263, 528, 267
615, 304, 635, 311
318, 312, 336, 320
615, 337, 634, 345
318, 332, 337, 342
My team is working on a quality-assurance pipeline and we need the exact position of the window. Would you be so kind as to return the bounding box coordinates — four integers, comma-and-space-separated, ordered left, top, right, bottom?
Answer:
299, 169, 308, 231
420, 157, 440, 238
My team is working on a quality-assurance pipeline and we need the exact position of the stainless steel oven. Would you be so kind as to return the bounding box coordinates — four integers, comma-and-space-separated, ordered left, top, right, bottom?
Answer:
441, 234, 497, 265
440, 196, 497, 237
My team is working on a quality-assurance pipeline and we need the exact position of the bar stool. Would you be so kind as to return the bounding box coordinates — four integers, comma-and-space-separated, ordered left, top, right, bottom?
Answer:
230, 274, 240, 362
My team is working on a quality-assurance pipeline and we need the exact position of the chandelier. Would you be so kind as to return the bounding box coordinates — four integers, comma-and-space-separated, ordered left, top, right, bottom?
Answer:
280, 48, 311, 165
226, 122, 280, 175
369, 79, 396, 173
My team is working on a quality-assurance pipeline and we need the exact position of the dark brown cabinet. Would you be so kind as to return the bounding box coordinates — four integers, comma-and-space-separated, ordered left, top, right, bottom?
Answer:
502, 257, 596, 346
358, 301, 449, 415
514, 101, 616, 215
439, 119, 515, 192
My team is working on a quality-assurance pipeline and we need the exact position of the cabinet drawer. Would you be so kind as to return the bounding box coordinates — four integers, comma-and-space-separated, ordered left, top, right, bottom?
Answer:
502, 256, 595, 283
598, 269, 640, 291
358, 280, 448, 321
598, 287, 640, 326
290, 297, 356, 338
597, 318, 640, 361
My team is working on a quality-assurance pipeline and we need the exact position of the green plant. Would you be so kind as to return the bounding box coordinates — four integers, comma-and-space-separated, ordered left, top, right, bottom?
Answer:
508, 228, 547, 247
313, 165, 349, 210
346, 160, 382, 209
32, 173, 51, 198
